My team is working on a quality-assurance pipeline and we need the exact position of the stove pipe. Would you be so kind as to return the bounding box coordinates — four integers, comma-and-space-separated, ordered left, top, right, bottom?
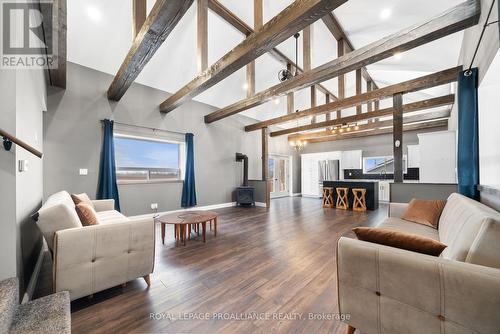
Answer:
235, 153, 249, 186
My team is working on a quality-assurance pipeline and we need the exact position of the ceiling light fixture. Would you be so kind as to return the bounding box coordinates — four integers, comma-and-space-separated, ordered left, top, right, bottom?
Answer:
274, 99, 280, 105
394, 52, 402, 60
242, 83, 249, 91
379, 8, 392, 20
87, 6, 102, 21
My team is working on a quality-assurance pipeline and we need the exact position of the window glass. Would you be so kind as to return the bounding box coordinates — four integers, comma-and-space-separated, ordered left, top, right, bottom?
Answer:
114, 135, 183, 182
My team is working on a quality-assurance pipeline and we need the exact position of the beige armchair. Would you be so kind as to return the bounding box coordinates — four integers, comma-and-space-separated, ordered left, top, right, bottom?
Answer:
337, 193, 500, 334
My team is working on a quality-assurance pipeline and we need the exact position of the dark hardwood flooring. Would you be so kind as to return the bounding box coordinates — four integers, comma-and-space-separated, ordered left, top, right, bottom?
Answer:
35, 197, 387, 334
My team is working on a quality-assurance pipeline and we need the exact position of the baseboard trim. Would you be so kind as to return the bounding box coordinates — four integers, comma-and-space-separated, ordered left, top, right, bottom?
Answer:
292, 193, 302, 197
22, 243, 46, 304
255, 202, 267, 207
130, 202, 237, 220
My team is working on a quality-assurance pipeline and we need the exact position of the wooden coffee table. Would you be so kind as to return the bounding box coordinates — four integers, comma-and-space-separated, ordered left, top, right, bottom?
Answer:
155, 211, 218, 246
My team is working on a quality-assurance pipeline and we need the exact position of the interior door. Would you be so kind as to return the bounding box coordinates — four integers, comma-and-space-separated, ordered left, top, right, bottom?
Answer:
269, 156, 290, 198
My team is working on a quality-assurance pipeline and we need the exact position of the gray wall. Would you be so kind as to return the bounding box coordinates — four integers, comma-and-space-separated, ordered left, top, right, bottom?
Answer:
44, 63, 290, 216
0, 68, 45, 297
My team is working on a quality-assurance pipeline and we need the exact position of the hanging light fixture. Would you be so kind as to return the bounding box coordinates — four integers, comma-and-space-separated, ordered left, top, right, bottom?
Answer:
290, 109, 307, 151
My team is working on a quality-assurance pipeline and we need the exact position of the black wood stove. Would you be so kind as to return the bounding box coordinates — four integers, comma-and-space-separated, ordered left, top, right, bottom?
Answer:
235, 153, 255, 206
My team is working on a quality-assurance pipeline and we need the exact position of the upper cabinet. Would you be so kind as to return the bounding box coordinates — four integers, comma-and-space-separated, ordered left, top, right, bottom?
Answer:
407, 145, 420, 168
341, 150, 362, 170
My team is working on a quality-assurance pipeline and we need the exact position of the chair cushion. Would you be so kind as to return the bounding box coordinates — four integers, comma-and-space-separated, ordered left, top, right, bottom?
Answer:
353, 227, 447, 256
96, 210, 129, 225
75, 203, 99, 226
377, 217, 439, 241
466, 218, 500, 269
401, 199, 446, 228
439, 193, 500, 262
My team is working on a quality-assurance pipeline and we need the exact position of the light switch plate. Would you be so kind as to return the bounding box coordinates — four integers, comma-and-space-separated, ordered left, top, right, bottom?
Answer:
151, 203, 158, 210
18, 160, 29, 172
79, 169, 88, 176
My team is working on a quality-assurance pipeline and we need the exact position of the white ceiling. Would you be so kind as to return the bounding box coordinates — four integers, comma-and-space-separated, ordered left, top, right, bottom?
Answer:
67, 0, 464, 125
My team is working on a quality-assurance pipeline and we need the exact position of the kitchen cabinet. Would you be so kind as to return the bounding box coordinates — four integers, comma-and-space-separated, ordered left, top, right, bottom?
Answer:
341, 150, 362, 170
301, 151, 341, 197
379, 181, 390, 202
407, 145, 420, 168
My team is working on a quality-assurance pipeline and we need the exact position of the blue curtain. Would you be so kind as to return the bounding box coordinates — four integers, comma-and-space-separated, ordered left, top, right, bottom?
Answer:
97, 119, 121, 211
181, 133, 197, 208
457, 68, 479, 200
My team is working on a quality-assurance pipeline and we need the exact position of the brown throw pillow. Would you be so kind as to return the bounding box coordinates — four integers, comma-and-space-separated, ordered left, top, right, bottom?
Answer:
75, 203, 100, 226
352, 227, 447, 257
71, 193, 94, 208
401, 199, 447, 228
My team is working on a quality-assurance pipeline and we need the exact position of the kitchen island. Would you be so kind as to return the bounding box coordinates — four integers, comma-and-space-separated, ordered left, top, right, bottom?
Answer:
323, 180, 379, 210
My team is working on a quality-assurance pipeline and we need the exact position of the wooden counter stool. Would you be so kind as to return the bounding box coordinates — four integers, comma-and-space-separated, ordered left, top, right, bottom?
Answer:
336, 187, 349, 210
352, 188, 367, 212
322, 187, 335, 208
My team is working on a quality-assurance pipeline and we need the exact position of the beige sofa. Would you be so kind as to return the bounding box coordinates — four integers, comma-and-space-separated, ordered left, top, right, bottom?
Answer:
36, 191, 155, 301
337, 193, 500, 334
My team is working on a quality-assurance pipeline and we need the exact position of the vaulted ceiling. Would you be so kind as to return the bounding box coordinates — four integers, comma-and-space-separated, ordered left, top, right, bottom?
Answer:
67, 0, 464, 126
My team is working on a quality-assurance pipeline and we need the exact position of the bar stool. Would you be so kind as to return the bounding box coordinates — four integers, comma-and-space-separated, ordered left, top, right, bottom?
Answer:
352, 188, 367, 212
322, 187, 335, 208
336, 187, 349, 210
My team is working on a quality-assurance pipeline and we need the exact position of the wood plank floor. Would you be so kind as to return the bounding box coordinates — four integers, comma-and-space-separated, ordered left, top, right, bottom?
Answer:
36, 197, 387, 333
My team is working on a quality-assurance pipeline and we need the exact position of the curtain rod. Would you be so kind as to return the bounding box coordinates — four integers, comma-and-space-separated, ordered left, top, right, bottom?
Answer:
100, 119, 186, 136
464, 0, 497, 76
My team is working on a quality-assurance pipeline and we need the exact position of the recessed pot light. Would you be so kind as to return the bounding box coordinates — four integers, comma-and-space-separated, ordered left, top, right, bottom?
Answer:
87, 6, 102, 21
380, 8, 392, 20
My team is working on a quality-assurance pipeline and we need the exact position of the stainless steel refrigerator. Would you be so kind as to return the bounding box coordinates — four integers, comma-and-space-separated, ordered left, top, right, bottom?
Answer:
319, 160, 340, 182
318, 160, 339, 196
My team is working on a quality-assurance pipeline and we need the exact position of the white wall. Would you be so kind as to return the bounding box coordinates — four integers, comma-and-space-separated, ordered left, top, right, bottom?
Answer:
450, 0, 499, 131
478, 50, 500, 186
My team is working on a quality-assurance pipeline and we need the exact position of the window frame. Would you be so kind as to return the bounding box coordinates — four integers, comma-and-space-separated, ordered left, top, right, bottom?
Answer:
114, 132, 185, 185
362, 155, 408, 175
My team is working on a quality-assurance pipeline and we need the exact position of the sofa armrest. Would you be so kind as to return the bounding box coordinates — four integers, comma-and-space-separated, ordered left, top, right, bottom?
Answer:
53, 217, 155, 301
388, 202, 408, 218
91, 199, 115, 212
337, 237, 500, 334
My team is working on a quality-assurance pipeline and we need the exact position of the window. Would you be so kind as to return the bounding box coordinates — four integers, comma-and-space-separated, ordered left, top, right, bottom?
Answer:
114, 134, 184, 184
363, 155, 407, 175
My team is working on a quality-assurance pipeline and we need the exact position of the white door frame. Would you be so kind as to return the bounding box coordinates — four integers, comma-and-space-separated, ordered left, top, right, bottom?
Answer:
269, 154, 292, 198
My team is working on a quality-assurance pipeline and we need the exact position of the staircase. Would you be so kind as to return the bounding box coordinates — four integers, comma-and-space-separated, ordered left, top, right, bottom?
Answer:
0, 278, 70, 333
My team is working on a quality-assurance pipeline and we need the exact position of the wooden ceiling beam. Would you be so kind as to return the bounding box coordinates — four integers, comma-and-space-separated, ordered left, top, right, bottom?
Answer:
197, 0, 208, 73
302, 119, 449, 144
107, 0, 195, 101
208, 0, 337, 99
247, 66, 461, 132
321, 12, 377, 88
270, 94, 454, 137
133, 0, 147, 38
289, 109, 451, 141
206, 0, 479, 123
160, 0, 346, 112
45, 0, 66, 89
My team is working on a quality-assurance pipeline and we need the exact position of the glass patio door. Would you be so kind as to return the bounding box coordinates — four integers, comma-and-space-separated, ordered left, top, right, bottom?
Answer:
269, 156, 290, 198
